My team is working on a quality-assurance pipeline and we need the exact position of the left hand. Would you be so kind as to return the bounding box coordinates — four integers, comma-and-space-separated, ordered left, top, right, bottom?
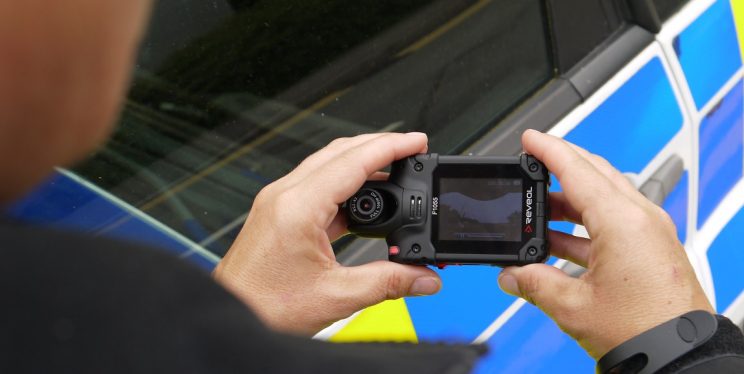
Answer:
213, 133, 442, 335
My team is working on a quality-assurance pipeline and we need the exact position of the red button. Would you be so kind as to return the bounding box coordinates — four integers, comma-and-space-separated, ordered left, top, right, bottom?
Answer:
388, 246, 400, 256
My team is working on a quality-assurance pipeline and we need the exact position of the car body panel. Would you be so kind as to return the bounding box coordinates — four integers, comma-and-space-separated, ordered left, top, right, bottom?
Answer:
320, 2, 744, 372
9, 170, 219, 268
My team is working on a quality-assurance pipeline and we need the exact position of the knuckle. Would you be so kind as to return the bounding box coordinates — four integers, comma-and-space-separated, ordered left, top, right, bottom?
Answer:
548, 284, 590, 334
340, 152, 370, 179
254, 183, 278, 205
625, 204, 678, 237
298, 152, 321, 168
336, 150, 355, 165
381, 270, 405, 300
560, 296, 581, 318
655, 206, 675, 226
272, 189, 294, 210
519, 271, 542, 302
270, 189, 307, 225
558, 286, 586, 317
378, 133, 400, 147
652, 206, 679, 236
590, 153, 611, 168
328, 137, 350, 148
623, 205, 653, 229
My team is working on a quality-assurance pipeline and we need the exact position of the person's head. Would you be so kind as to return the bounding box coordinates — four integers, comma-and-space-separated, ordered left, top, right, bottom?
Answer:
0, 0, 152, 204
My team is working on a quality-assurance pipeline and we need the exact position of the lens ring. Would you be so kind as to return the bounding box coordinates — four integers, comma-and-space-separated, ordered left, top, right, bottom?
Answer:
356, 196, 377, 215
349, 189, 384, 223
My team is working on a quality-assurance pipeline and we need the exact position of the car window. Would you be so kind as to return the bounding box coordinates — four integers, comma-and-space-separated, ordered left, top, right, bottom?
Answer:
546, 0, 628, 72
73, 0, 553, 256
653, 0, 692, 21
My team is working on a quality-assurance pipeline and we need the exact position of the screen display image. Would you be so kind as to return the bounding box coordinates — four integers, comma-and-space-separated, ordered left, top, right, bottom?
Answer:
438, 178, 522, 242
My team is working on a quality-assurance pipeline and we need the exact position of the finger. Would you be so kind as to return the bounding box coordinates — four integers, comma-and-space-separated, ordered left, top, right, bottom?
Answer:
548, 230, 591, 268
325, 261, 441, 313
368, 171, 390, 181
550, 192, 583, 225
522, 130, 626, 236
326, 212, 348, 241
498, 263, 583, 316
304, 132, 428, 207
566, 143, 649, 205
286, 133, 389, 184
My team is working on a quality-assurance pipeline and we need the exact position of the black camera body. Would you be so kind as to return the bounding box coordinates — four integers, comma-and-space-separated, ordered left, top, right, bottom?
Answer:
346, 154, 550, 267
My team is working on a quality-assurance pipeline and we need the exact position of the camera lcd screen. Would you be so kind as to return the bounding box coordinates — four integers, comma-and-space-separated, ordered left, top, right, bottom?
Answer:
438, 178, 522, 242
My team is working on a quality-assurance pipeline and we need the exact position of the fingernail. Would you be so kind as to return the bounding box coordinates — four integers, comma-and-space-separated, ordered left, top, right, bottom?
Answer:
410, 277, 440, 296
406, 132, 426, 137
498, 273, 519, 296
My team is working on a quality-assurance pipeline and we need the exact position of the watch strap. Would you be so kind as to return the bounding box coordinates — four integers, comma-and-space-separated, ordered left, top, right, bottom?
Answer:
597, 310, 718, 374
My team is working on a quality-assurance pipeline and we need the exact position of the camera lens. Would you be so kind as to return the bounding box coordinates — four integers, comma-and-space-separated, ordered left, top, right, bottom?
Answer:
356, 196, 376, 215
349, 189, 384, 223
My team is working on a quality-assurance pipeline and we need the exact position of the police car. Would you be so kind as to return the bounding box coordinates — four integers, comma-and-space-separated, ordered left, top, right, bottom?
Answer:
8, 0, 744, 372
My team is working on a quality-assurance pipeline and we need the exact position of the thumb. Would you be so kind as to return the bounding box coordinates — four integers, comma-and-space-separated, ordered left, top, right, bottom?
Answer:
498, 264, 580, 314
331, 261, 441, 311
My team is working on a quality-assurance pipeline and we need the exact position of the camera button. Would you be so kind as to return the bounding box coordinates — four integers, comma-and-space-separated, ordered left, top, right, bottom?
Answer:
536, 202, 545, 217
388, 246, 400, 256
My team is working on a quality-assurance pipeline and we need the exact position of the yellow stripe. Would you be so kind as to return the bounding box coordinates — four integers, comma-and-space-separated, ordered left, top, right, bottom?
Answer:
396, 0, 492, 58
733, 0, 744, 61
330, 299, 418, 343
138, 88, 350, 212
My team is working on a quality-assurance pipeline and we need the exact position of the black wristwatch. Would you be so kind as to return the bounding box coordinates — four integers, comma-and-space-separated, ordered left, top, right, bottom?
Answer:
597, 310, 718, 374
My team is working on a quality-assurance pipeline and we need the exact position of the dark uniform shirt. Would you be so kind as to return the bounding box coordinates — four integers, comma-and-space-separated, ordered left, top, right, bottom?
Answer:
0, 218, 742, 373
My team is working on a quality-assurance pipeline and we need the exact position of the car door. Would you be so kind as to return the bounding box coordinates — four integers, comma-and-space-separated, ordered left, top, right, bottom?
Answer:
326, 1, 744, 373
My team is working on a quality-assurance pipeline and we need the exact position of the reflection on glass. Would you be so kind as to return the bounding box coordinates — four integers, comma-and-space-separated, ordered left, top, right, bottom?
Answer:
74, 0, 553, 256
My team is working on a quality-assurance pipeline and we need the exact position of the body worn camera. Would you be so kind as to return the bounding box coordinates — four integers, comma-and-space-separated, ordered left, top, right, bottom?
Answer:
345, 154, 550, 267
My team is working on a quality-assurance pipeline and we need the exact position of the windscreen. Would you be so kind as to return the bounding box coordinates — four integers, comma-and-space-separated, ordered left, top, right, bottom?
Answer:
72, 0, 551, 256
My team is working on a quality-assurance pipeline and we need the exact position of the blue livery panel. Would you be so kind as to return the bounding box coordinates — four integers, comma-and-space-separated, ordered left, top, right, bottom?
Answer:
549, 56, 685, 238
405, 266, 515, 342
707, 206, 744, 311
697, 80, 744, 228
8, 172, 217, 270
675, 0, 742, 109
475, 303, 594, 374
563, 57, 683, 175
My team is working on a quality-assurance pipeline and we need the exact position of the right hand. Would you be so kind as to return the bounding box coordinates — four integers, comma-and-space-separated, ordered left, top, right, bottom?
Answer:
497, 130, 714, 359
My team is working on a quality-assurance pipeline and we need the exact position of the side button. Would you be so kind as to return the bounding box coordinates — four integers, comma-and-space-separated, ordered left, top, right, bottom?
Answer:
536, 202, 544, 217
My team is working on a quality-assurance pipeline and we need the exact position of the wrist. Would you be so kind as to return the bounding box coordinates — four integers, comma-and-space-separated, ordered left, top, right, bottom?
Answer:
593, 286, 715, 358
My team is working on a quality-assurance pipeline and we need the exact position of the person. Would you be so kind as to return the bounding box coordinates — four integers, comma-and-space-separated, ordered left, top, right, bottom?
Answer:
0, 1, 742, 373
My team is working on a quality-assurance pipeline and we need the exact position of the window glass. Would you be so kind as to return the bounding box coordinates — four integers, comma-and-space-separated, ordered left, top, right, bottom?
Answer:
74, 0, 553, 256
546, 0, 628, 72
653, 0, 691, 21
